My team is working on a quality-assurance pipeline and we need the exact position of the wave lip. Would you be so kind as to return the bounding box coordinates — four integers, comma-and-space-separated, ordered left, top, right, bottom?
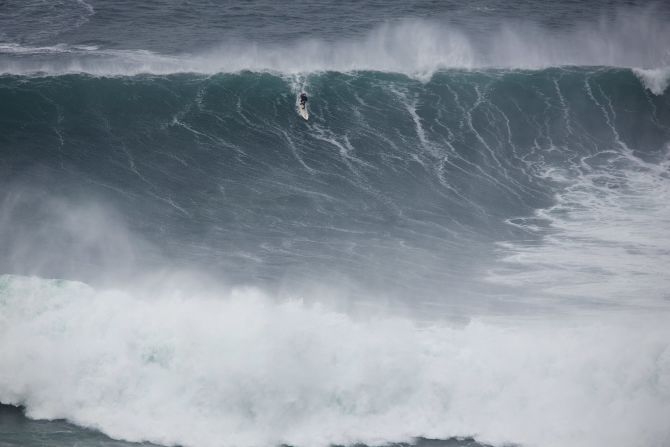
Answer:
1, 10, 670, 85
634, 67, 670, 94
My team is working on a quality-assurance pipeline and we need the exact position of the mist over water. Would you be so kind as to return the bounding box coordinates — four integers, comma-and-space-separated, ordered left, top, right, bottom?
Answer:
1, 2, 670, 447
2, 8, 670, 81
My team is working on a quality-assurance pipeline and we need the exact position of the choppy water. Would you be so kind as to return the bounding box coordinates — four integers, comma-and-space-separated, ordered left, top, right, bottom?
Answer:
1, 2, 670, 447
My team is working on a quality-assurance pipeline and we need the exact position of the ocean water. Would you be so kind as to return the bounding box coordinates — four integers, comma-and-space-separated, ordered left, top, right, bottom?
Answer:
1, 1, 670, 447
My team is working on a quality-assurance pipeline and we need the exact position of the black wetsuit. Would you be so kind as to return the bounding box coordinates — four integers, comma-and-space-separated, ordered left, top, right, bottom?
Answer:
300, 93, 308, 106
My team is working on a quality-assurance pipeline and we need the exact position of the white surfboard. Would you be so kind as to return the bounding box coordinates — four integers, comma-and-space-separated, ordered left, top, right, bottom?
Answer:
298, 102, 309, 120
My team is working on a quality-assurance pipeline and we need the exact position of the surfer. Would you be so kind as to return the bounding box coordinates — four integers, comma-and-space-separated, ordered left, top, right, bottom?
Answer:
298, 92, 309, 120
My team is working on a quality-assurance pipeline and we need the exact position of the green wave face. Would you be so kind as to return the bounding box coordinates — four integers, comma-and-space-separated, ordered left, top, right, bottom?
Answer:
0, 68, 669, 308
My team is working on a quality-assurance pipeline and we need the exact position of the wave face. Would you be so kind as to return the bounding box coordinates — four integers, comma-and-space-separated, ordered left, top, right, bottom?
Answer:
2, 6, 670, 446
2, 69, 669, 307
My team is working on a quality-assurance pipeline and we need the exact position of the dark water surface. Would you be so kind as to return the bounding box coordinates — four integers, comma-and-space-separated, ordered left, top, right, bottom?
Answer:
0, 405, 493, 447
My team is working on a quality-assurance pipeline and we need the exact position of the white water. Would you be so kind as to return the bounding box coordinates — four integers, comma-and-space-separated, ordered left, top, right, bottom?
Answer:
1, 10, 669, 93
1, 274, 669, 447
488, 147, 670, 308
634, 67, 670, 95
488, 146, 670, 309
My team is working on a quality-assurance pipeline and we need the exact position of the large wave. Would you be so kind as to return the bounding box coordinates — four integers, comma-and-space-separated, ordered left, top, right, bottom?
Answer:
1, 24, 670, 447
1, 67, 669, 307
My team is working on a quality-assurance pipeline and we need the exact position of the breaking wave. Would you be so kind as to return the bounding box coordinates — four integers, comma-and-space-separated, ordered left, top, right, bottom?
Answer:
1, 9, 669, 90
1, 15, 670, 446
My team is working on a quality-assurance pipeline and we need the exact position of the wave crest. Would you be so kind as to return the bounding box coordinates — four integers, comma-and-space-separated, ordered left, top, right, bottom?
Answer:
1, 8, 669, 86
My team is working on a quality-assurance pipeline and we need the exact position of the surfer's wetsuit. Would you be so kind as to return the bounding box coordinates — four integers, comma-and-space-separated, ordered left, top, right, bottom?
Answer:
300, 93, 308, 106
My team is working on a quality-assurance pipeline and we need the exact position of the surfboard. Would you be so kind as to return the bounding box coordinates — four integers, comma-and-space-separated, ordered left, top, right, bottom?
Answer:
298, 102, 309, 120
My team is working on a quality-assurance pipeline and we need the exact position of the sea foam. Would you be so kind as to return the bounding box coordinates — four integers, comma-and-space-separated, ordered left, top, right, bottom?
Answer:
1, 274, 669, 447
